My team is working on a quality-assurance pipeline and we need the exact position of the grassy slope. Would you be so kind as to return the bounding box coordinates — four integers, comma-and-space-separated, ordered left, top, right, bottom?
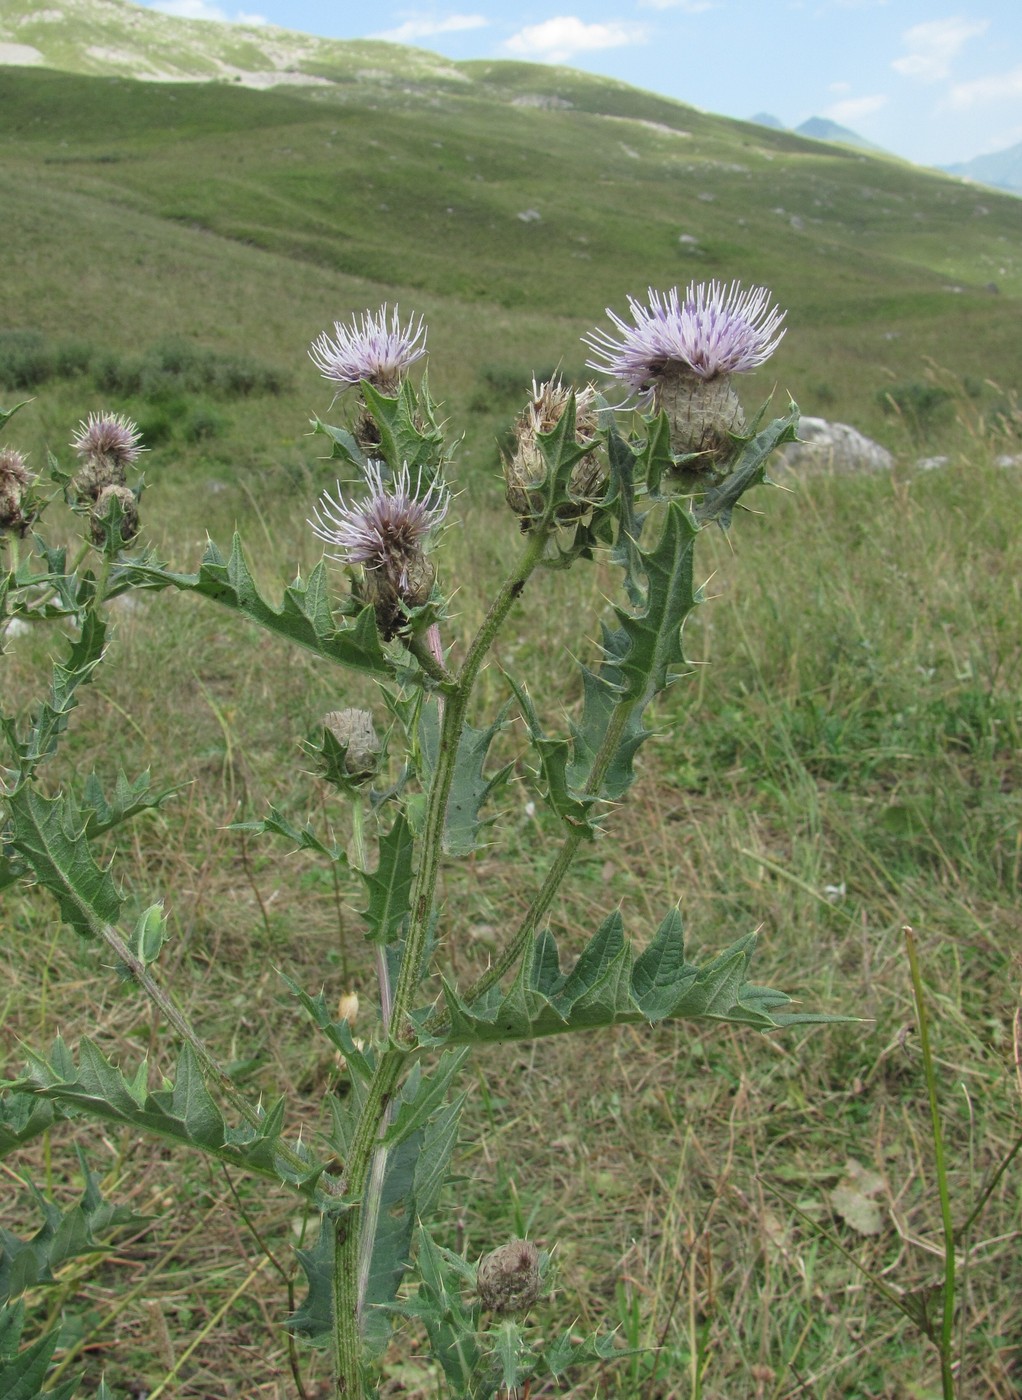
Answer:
2, 56, 1021, 464
2, 37, 1021, 1400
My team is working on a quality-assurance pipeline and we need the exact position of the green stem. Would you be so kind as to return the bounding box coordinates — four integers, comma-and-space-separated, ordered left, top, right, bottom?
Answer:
406, 627, 455, 689
905, 926, 957, 1400
391, 525, 548, 1031
330, 527, 547, 1397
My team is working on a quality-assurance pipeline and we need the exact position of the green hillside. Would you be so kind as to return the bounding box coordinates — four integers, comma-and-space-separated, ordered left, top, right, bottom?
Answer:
2, 10, 1021, 477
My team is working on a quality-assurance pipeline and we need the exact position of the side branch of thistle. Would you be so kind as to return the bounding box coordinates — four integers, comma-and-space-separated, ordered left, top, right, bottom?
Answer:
98, 918, 337, 1192
425, 698, 633, 1035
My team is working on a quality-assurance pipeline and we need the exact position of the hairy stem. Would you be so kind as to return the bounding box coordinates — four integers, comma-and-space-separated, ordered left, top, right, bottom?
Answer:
331, 527, 547, 1397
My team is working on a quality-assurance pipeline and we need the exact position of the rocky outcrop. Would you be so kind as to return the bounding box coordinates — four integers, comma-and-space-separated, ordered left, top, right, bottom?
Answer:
777, 417, 894, 475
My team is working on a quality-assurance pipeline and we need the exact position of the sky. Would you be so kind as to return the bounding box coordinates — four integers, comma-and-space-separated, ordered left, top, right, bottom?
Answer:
138, 1, 1022, 168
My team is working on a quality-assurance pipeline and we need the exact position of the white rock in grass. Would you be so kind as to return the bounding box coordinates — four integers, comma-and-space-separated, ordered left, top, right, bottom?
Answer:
777, 417, 894, 476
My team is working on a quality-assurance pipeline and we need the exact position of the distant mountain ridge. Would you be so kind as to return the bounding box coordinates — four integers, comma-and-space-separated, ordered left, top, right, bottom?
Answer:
749, 111, 886, 154
944, 141, 1022, 197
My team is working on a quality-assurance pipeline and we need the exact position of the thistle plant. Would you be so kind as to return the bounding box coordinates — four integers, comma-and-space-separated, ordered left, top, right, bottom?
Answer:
0, 288, 841, 1399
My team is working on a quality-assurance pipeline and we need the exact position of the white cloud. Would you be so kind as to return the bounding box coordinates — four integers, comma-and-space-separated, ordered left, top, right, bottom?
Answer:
504, 16, 649, 63
892, 17, 988, 82
949, 64, 1022, 109
372, 13, 488, 43
823, 93, 888, 124
149, 0, 268, 20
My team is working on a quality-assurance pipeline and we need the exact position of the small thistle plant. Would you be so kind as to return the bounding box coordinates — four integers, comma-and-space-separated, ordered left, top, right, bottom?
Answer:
0, 287, 839, 1399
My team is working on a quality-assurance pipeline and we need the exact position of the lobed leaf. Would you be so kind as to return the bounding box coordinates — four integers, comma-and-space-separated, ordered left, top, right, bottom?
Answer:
359, 813, 414, 943
416, 911, 848, 1047
9, 1038, 328, 1196
122, 535, 396, 679
5, 788, 122, 937
0, 1149, 144, 1305
3, 611, 107, 784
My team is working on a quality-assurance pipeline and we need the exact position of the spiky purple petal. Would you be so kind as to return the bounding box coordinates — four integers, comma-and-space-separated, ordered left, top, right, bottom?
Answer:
583, 280, 786, 391
70, 412, 145, 466
309, 462, 448, 585
309, 305, 427, 391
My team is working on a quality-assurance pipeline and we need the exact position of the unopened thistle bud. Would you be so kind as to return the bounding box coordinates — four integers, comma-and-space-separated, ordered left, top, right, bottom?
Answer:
0, 446, 33, 534
503, 378, 604, 527
323, 708, 380, 784
584, 280, 785, 477
90, 483, 139, 546
309, 462, 449, 640
337, 990, 360, 1026
70, 412, 145, 501
476, 1239, 541, 1316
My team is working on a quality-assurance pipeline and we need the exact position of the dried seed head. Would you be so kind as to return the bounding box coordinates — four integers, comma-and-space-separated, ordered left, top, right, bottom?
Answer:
90, 484, 139, 546
504, 378, 604, 526
0, 446, 33, 533
476, 1239, 541, 1316
323, 708, 381, 784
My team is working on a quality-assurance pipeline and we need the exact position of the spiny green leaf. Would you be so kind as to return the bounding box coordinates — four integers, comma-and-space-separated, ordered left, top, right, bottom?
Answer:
280, 975, 375, 1082
11, 1038, 328, 1194
228, 806, 344, 861
310, 416, 366, 469
507, 678, 600, 837
0, 1301, 79, 1400
6, 788, 121, 937
122, 535, 396, 679
291, 1216, 336, 1342
4, 611, 107, 783
0, 402, 29, 431
381, 1050, 469, 1151
359, 813, 414, 943
416, 912, 849, 1047
357, 373, 455, 485
418, 700, 515, 856
0, 1154, 143, 1305
0, 1091, 60, 1160
693, 400, 800, 528
78, 768, 183, 838
387, 1228, 481, 1390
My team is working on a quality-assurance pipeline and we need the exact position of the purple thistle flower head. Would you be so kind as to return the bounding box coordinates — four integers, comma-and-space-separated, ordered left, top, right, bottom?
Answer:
70, 412, 145, 468
583, 280, 786, 392
309, 305, 427, 396
310, 461, 449, 587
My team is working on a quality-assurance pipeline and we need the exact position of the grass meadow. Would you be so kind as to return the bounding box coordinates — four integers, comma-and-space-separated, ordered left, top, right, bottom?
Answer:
2, 52, 1021, 1400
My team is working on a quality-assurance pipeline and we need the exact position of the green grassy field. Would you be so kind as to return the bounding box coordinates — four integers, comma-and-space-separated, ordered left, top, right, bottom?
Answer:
2, 44, 1021, 1400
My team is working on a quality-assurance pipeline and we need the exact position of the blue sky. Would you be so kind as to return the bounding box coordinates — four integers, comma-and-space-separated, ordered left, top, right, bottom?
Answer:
139, 1, 1022, 167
